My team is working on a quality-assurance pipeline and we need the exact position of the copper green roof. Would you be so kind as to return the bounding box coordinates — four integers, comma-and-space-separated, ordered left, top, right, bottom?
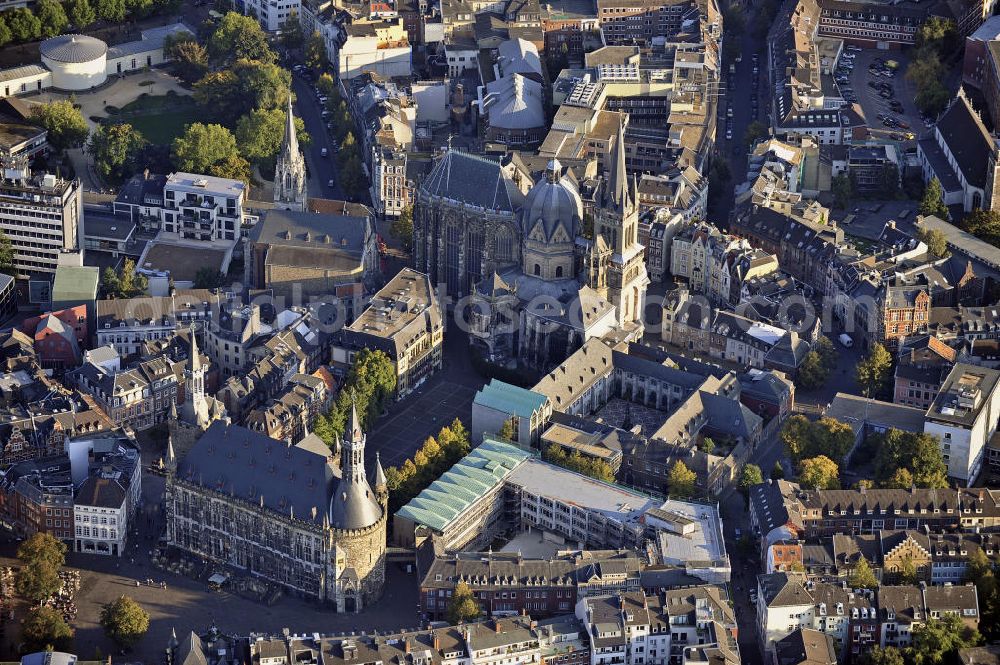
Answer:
394, 438, 530, 532
473, 379, 549, 419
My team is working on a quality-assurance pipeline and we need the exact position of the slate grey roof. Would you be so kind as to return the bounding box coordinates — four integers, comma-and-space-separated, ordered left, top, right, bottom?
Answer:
758, 572, 812, 607
422, 150, 521, 212
522, 161, 583, 239
176, 421, 336, 524
40, 34, 107, 63
936, 93, 994, 190
249, 208, 371, 252
76, 475, 127, 509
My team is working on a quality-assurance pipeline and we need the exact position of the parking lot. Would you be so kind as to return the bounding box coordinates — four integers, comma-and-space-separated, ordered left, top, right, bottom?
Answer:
842, 48, 927, 146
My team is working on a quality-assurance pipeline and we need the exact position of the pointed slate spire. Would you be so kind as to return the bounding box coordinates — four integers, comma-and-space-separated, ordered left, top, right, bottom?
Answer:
349, 395, 363, 442
188, 323, 200, 372
605, 118, 629, 211
166, 433, 176, 463
374, 451, 387, 490
281, 94, 299, 160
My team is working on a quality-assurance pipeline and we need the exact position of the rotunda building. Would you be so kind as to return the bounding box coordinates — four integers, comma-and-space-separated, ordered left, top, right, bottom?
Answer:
40, 35, 108, 90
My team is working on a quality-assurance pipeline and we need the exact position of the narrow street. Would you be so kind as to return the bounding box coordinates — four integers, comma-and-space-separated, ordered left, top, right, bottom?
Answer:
292, 76, 346, 202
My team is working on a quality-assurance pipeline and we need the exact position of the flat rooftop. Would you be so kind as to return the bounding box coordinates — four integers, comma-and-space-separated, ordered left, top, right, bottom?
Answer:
165, 171, 245, 197
652, 499, 726, 566
83, 213, 135, 241
347, 267, 434, 339
140, 241, 227, 282
507, 457, 660, 527
927, 363, 1000, 427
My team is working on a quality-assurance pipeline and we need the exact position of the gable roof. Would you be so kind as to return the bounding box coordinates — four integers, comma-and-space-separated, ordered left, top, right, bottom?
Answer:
422, 150, 520, 212
936, 94, 995, 189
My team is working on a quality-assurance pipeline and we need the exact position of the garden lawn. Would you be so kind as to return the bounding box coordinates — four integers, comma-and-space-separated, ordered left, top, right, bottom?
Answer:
111, 94, 199, 146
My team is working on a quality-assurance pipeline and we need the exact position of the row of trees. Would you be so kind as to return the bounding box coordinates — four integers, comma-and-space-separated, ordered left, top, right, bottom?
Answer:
317, 80, 366, 199
870, 428, 949, 489
383, 419, 472, 514
906, 17, 959, 117
542, 443, 615, 483
15, 533, 150, 652
830, 165, 901, 209
313, 348, 397, 445
859, 614, 980, 665
0, 0, 177, 47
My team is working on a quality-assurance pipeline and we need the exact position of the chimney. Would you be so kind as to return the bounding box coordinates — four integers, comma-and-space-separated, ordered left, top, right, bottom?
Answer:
495, 619, 502, 634
433, 633, 440, 651
405, 638, 411, 654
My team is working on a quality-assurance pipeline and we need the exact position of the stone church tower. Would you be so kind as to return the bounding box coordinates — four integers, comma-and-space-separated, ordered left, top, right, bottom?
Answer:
274, 96, 307, 211
325, 400, 387, 612
169, 325, 226, 458
595, 120, 650, 327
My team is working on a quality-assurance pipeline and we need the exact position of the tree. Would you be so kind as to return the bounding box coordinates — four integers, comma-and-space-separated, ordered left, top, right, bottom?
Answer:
874, 429, 948, 489
780, 415, 855, 462
193, 267, 225, 289
739, 463, 763, 493
207, 12, 275, 65
446, 582, 480, 624
101, 266, 120, 298
21, 606, 73, 652
877, 163, 900, 199
918, 177, 949, 219
796, 350, 830, 390
667, 460, 697, 498
917, 227, 949, 257
172, 123, 240, 173
798, 455, 840, 489
497, 417, 516, 441
67, 0, 96, 27
165, 32, 208, 84
699, 437, 715, 454
6, 8, 41, 42
910, 614, 981, 665
743, 120, 768, 150
849, 555, 879, 590
116, 258, 148, 298
35, 0, 68, 37
832, 173, 854, 209
100, 595, 150, 650
87, 123, 147, 185
194, 59, 291, 123
860, 647, 906, 665
856, 343, 893, 398
965, 548, 1000, 641
29, 100, 89, 152
279, 11, 303, 49
209, 153, 251, 185
771, 461, 785, 480
15, 533, 66, 604
916, 16, 958, 54
543, 444, 616, 482
390, 205, 414, 253
0, 230, 14, 277
961, 208, 1000, 246
340, 154, 367, 198
95, 0, 126, 22
304, 32, 327, 71
234, 107, 309, 162
898, 555, 921, 584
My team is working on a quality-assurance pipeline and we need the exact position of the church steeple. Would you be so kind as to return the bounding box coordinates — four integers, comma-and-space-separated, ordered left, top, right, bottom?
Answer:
274, 95, 307, 211
329, 395, 383, 530
604, 119, 631, 213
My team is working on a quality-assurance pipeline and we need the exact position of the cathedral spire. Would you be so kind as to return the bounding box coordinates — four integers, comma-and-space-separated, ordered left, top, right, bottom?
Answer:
605, 118, 630, 212
188, 323, 200, 372
281, 95, 299, 162
349, 396, 363, 443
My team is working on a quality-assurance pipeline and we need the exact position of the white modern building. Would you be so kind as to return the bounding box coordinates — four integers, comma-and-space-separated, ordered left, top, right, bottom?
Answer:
0, 169, 83, 278
71, 437, 142, 557
241, 0, 301, 32
924, 363, 1000, 485
160, 172, 247, 243
0, 25, 192, 97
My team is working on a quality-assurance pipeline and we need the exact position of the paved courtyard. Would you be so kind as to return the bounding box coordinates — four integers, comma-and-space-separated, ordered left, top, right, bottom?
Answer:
594, 397, 667, 437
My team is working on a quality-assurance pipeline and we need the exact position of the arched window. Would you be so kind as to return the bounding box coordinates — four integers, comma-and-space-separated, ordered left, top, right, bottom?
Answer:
534, 264, 540, 276
556, 266, 563, 278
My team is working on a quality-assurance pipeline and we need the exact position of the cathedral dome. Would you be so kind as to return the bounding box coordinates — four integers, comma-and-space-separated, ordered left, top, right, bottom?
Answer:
521, 159, 583, 242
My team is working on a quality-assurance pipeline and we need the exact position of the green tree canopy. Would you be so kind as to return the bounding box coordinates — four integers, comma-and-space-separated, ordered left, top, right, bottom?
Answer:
832, 173, 854, 209
6, 8, 41, 42
279, 11, 303, 49
874, 429, 949, 489
194, 59, 291, 123
208, 153, 251, 185
0, 230, 15, 277
446, 581, 480, 624
856, 343, 893, 398
100, 595, 150, 650
780, 415, 855, 463
304, 32, 328, 71
207, 12, 275, 65
0, 17, 12, 48
171, 123, 240, 174
849, 555, 879, 590
960, 209, 1000, 247
21, 606, 74, 653
165, 32, 208, 84
743, 120, 768, 151
917, 227, 949, 257
860, 647, 906, 665
95, 0, 126, 22
918, 177, 949, 219
667, 460, 697, 498
497, 416, 516, 441
798, 455, 840, 489
543, 443, 616, 483
30, 100, 89, 152
909, 614, 981, 665
35, 0, 68, 37
68, 0, 96, 28
235, 106, 310, 162
87, 123, 148, 185
739, 463, 763, 492
15, 533, 66, 603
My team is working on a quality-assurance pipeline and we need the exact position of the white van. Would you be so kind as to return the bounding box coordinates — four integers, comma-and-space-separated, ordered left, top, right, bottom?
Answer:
838, 333, 854, 348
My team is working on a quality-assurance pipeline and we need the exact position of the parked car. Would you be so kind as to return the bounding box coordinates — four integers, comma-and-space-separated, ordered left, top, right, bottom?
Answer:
320, 148, 328, 157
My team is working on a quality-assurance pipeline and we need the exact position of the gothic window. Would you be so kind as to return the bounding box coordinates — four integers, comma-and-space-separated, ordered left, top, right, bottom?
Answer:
556, 266, 563, 278
445, 223, 462, 295
468, 226, 484, 290
534, 264, 541, 276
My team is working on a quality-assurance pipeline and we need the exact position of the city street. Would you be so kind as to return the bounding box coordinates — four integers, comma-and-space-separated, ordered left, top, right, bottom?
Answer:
292, 76, 346, 202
